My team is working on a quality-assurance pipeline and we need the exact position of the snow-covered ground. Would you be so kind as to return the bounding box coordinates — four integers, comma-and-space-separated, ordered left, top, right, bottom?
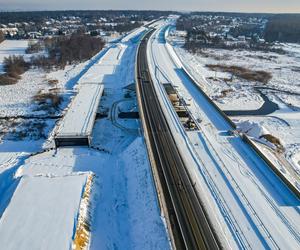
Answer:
0, 40, 29, 73
169, 29, 300, 180
0, 51, 105, 249
0, 25, 170, 250
175, 45, 300, 110
149, 21, 300, 249
0, 174, 88, 250
87, 31, 169, 249
0, 46, 110, 250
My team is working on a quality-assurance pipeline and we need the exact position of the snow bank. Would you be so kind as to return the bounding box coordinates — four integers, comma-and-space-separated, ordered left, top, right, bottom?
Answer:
165, 42, 183, 69
236, 120, 270, 138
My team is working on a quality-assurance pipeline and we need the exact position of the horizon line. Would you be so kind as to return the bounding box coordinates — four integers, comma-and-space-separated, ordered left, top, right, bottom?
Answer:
0, 9, 300, 15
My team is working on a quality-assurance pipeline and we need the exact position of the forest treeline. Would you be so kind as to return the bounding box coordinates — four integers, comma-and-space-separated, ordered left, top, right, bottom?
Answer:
32, 31, 105, 69
0, 10, 173, 24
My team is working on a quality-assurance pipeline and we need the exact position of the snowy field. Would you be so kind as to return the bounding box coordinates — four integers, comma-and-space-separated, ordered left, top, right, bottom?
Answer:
169, 31, 300, 180
0, 40, 29, 73
173, 42, 300, 111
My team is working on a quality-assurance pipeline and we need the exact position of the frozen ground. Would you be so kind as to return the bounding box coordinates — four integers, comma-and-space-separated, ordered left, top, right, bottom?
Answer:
169, 29, 300, 178
0, 25, 170, 250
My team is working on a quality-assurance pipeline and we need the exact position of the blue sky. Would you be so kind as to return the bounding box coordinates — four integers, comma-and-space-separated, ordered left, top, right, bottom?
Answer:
0, 0, 299, 13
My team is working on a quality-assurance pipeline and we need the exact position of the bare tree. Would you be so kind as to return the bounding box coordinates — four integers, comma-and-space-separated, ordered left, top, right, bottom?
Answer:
0, 31, 5, 43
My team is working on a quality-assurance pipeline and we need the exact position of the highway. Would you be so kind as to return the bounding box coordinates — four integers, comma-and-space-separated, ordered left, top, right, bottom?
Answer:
136, 29, 221, 249
145, 21, 300, 249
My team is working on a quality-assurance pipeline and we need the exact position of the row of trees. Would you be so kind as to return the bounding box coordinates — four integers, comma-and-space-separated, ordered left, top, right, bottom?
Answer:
34, 31, 105, 69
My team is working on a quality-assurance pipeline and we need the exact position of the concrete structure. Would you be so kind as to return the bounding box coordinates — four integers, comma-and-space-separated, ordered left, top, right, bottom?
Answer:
55, 83, 104, 147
